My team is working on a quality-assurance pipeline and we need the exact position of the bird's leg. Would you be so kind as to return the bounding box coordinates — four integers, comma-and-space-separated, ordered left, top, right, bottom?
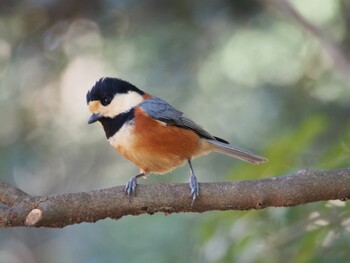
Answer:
125, 172, 144, 198
188, 159, 199, 204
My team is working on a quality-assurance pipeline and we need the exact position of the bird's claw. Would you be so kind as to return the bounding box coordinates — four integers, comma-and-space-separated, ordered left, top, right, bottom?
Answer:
125, 176, 138, 199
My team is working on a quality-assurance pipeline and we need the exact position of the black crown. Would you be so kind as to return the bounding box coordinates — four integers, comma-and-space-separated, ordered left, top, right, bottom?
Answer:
86, 77, 144, 106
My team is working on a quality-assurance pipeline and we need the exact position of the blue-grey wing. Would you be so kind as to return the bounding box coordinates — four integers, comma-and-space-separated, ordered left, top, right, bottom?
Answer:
140, 97, 216, 140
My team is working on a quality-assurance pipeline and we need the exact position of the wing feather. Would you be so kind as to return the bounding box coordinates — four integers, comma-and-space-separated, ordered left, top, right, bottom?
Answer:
140, 97, 218, 141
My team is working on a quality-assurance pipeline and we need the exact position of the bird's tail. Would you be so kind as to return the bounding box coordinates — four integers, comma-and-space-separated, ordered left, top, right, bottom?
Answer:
205, 139, 268, 164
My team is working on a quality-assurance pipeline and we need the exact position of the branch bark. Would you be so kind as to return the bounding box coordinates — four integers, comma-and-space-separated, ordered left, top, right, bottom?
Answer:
0, 168, 350, 228
0, 180, 31, 206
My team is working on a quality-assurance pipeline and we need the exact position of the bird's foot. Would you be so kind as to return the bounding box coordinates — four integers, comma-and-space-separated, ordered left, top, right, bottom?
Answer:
125, 175, 138, 199
189, 172, 199, 206
124, 173, 145, 200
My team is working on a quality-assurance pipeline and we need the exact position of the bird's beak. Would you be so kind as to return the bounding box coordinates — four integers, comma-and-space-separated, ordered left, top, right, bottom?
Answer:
88, 113, 102, 124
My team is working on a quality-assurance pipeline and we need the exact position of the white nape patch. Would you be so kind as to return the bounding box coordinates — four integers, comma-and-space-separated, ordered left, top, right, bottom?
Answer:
108, 121, 135, 149
103, 91, 143, 118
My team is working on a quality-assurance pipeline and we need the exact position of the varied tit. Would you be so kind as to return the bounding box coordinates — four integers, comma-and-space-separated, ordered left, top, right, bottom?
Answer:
86, 77, 267, 201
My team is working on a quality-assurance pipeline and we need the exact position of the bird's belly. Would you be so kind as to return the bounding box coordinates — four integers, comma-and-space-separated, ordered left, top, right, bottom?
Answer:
108, 113, 212, 174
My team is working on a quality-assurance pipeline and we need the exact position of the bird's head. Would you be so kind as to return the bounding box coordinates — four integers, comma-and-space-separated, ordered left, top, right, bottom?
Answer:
86, 77, 145, 124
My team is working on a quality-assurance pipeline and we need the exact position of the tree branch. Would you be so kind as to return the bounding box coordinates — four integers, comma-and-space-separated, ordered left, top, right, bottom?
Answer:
261, 0, 350, 84
1, 168, 350, 228
0, 180, 31, 207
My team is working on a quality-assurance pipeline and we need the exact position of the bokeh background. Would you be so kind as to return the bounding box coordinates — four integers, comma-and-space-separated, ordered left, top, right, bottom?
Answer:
1, 0, 350, 262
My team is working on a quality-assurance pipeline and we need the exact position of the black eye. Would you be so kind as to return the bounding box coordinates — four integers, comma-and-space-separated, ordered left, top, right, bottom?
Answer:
101, 96, 112, 106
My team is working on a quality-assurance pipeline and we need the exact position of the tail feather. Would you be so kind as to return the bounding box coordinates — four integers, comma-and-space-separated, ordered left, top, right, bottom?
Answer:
205, 139, 268, 164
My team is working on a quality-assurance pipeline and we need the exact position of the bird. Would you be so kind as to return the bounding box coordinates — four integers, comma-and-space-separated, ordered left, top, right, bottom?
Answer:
86, 77, 267, 202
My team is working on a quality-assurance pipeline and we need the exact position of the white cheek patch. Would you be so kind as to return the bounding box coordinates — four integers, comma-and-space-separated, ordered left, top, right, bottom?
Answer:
103, 92, 143, 118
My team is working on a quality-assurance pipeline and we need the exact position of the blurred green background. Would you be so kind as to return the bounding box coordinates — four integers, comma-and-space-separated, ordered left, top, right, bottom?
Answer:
1, 0, 350, 262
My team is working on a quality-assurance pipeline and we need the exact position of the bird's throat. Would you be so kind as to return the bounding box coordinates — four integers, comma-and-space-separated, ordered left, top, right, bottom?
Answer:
99, 108, 135, 139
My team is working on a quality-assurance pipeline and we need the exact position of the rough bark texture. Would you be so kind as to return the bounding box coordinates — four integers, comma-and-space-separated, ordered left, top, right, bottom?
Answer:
1, 168, 350, 228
